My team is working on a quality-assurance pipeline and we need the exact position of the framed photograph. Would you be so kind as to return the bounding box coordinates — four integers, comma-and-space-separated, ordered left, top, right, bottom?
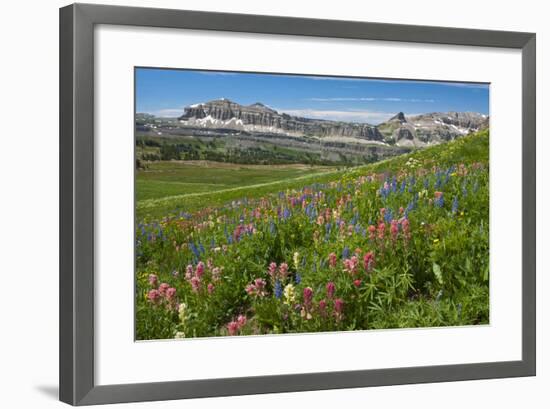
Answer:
60, 3, 536, 405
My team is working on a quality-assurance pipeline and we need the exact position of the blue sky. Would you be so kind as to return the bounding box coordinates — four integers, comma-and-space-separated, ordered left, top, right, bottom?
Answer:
136, 68, 489, 125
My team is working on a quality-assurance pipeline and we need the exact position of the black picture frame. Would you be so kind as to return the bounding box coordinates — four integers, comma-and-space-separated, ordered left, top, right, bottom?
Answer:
59, 3, 536, 405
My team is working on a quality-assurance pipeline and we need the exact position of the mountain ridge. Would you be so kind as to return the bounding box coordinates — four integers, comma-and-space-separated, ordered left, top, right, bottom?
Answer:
179, 98, 384, 141
175, 99, 488, 147
135, 99, 489, 166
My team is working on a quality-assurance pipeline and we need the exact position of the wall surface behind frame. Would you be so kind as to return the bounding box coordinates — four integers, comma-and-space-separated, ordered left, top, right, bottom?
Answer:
0, 0, 547, 408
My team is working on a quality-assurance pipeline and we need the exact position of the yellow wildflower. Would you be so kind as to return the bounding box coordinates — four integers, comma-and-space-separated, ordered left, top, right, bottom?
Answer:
283, 284, 296, 306
293, 252, 300, 270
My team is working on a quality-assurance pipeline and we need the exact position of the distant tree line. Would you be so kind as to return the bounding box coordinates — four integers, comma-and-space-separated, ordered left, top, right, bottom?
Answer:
136, 140, 374, 166
136, 139, 161, 148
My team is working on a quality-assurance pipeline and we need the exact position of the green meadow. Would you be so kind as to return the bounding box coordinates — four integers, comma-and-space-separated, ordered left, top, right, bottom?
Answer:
136, 161, 341, 220
136, 130, 490, 339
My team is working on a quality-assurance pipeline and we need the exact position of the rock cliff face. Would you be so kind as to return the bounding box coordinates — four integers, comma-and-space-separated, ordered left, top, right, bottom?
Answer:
380, 111, 489, 147
178, 99, 488, 147
179, 99, 384, 140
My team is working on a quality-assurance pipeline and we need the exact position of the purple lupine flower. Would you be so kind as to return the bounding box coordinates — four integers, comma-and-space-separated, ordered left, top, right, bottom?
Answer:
274, 280, 283, 299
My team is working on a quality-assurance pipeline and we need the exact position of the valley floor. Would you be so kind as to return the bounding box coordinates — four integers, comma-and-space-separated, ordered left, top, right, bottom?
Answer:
136, 161, 345, 219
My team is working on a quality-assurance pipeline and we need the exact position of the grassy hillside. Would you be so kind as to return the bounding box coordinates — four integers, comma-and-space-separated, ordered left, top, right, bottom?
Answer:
137, 162, 339, 201
136, 162, 341, 219
136, 130, 489, 339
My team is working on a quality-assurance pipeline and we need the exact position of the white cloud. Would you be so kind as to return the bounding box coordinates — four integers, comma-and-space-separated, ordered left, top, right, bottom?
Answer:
147, 101, 429, 123
151, 108, 185, 117
183, 71, 488, 90
307, 97, 435, 103
358, 78, 489, 89
305, 76, 488, 89
275, 108, 417, 125
308, 97, 376, 102
306, 76, 368, 82
198, 71, 238, 76
437, 82, 489, 89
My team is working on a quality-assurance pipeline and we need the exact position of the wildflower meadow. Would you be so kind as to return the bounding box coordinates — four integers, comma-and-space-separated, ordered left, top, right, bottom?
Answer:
136, 130, 490, 340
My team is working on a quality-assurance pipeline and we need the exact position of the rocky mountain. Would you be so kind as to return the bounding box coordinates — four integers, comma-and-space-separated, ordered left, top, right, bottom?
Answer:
380, 111, 489, 147
179, 98, 384, 141
177, 99, 488, 147
136, 99, 488, 165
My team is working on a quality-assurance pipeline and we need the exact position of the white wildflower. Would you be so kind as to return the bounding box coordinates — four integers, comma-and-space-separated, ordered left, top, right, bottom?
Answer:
178, 303, 188, 323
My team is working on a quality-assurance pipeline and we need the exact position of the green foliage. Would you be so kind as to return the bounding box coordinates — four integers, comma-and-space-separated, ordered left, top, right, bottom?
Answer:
136, 163, 342, 218
160, 143, 180, 161
135, 130, 490, 340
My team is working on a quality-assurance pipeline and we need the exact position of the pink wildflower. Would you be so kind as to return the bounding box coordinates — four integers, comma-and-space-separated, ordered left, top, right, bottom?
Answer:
254, 278, 266, 290
328, 252, 337, 268
237, 314, 247, 328
363, 251, 375, 272
368, 225, 376, 240
339, 222, 346, 234
185, 264, 193, 280
326, 281, 336, 299
148, 274, 158, 288
343, 255, 359, 274
233, 224, 245, 242
353, 279, 362, 287
195, 261, 205, 279
279, 263, 289, 280
166, 287, 177, 301
390, 220, 399, 242
227, 321, 239, 336
190, 276, 200, 293
158, 283, 170, 296
207, 283, 215, 294
303, 287, 313, 308
245, 278, 267, 297
377, 222, 386, 240
318, 299, 327, 316
146, 289, 160, 304
268, 262, 277, 279
401, 218, 411, 241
